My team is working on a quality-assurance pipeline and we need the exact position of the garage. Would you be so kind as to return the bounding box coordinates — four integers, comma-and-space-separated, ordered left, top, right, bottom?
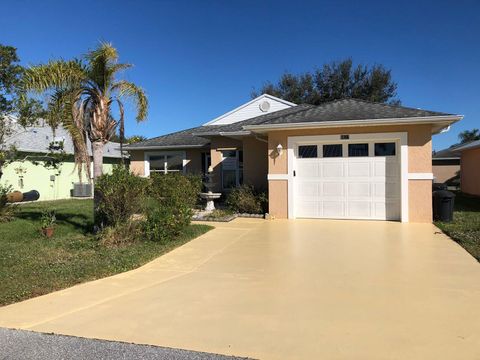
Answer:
288, 134, 404, 221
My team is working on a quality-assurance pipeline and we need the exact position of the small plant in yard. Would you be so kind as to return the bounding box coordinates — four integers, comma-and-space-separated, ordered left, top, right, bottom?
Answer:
226, 185, 268, 214
98, 221, 144, 247
0, 184, 17, 222
40, 209, 56, 237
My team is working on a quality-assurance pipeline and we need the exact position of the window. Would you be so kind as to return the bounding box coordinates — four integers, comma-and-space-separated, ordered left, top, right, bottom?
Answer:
348, 143, 369, 157
149, 155, 166, 173
323, 144, 343, 157
221, 150, 243, 189
148, 152, 184, 174
375, 142, 396, 156
298, 145, 317, 158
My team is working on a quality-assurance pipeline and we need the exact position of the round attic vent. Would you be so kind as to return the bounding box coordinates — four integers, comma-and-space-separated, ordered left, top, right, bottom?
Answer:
259, 100, 270, 112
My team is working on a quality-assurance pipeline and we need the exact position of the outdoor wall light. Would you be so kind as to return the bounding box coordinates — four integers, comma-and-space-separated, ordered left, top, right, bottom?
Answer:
276, 143, 283, 156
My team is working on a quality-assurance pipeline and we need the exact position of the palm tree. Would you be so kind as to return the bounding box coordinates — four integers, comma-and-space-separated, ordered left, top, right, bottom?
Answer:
20, 42, 148, 180
458, 129, 480, 144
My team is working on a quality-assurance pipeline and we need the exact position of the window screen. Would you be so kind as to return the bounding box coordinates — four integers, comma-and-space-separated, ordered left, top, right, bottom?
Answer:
323, 144, 343, 158
298, 145, 317, 158
149, 155, 165, 172
375, 142, 396, 156
166, 154, 183, 171
348, 143, 369, 157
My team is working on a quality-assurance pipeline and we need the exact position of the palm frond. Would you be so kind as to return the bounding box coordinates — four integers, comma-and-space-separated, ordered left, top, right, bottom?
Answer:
85, 42, 119, 92
112, 80, 148, 121
21, 60, 86, 94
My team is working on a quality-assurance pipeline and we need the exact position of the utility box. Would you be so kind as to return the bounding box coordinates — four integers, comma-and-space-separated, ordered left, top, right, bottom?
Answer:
72, 183, 93, 198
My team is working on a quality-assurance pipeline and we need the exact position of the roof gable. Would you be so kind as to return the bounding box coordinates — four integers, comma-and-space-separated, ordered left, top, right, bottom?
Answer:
203, 94, 296, 126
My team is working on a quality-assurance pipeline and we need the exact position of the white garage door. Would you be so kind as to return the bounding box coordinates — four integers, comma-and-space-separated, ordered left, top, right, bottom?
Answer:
294, 141, 401, 220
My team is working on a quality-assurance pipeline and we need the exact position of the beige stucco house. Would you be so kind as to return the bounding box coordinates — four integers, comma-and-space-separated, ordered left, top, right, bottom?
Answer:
432, 146, 461, 185
125, 94, 462, 223
455, 140, 480, 196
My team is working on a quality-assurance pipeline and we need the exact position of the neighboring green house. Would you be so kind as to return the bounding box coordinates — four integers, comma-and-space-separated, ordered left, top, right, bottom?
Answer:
1, 118, 124, 201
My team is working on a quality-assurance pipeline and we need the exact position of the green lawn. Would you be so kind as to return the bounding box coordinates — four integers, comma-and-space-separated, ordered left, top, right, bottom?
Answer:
435, 192, 480, 261
0, 199, 211, 306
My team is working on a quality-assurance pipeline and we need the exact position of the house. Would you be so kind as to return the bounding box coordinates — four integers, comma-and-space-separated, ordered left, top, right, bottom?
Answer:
432, 146, 461, 185
125, 94, 462, 223
455, 140, 480, 196
1, 119, 124, 201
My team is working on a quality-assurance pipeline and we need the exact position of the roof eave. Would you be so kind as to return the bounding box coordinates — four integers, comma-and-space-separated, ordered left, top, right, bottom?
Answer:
243, 115, 463, 134
191, 130, 251, 137
123, 144, 209, 151
454, 140, 480, 152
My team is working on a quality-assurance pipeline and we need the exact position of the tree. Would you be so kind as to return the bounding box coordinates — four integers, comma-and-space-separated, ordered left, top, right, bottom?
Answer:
0, 44, 42, 180
109, 133, 146, 144
252, 58, 399, 105
458, 129, 480, 144
20, 42, 148, 226
20, 42, 148, 179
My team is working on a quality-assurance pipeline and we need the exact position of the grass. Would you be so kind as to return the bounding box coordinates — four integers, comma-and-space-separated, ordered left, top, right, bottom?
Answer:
0, 199, 212, 306
435, 192, 480, 261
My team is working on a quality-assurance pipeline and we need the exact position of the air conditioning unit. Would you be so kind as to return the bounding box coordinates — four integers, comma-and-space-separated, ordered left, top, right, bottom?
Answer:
72, 183, 93, 197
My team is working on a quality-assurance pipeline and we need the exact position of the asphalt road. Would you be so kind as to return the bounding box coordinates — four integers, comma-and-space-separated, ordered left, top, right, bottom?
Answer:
0, 328, 250, 360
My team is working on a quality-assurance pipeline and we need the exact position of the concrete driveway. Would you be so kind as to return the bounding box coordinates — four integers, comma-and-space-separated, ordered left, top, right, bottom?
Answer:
1, 219, 479, 359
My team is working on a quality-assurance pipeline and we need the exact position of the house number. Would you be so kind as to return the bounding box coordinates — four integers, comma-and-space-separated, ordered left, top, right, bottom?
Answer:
341, 134, 350, 139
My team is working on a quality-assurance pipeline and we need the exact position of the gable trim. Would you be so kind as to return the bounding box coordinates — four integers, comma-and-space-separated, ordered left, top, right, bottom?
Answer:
202, 94, 296, 126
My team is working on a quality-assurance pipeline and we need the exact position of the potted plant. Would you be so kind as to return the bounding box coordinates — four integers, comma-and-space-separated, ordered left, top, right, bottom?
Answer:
40, 209, 56, 237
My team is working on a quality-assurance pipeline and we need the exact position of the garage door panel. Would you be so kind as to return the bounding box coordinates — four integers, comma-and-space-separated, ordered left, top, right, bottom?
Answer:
296, 201, 318, 218
323, 201, 345, 217
323, 182, 344, 197
297, 181, 319, 197
297, 161, 320, 177
322, 162, 344, 177
347, 161, 371, 177
347, 182, 371, 197
348, 201, 372, 218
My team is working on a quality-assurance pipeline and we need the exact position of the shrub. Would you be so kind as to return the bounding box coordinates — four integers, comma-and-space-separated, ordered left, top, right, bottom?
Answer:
95, 166, 149, 226
144, 203, 192, 243
98, 220, 144, 247
0, 184, 16, 222
149, 173, 202, 208
226, 185, 268, 214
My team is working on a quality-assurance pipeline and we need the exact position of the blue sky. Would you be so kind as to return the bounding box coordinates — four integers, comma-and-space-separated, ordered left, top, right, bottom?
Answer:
1, 0, 478, 150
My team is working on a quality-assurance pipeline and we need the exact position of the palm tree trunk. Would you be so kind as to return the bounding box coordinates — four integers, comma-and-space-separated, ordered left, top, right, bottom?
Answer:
92, 141, 105, 179
92, 140, 105, 230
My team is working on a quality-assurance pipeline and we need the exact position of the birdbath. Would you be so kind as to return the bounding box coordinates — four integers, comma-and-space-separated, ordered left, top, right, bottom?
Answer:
199, 167, 221, 212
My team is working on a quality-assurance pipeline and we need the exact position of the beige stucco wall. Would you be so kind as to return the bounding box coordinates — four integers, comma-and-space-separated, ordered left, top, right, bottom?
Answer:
267, 124, 433, 222
129, 150, 145, 176
461, 147, 480, 196
432, 164, 460, 184
242, 137, 268, 191
268, 180, 288, 219
185, 149, 203, 174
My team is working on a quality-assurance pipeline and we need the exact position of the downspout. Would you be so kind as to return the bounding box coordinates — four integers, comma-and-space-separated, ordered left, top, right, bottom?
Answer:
440, 125, 451, 133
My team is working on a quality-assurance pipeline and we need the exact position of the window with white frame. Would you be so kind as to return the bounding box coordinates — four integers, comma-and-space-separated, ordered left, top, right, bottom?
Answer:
147, 152, 185, 174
